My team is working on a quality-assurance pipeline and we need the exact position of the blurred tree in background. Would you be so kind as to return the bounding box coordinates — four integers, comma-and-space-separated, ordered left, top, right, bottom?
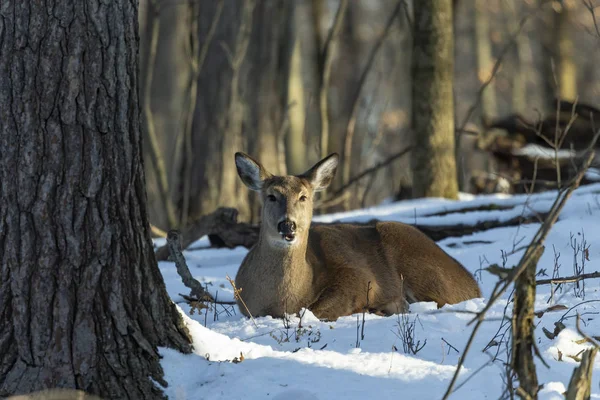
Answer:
138, 0, 600, 231
411, 0, 458, 199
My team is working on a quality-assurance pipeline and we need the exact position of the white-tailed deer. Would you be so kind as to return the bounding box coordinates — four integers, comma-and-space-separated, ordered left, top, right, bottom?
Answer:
234, 152, 482, 321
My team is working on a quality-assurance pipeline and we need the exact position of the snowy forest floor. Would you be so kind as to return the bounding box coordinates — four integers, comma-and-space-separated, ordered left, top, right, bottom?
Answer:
156, 183, 600, 400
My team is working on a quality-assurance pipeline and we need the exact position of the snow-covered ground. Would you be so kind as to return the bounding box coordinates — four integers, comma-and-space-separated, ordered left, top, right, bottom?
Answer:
156, 183, 600, 400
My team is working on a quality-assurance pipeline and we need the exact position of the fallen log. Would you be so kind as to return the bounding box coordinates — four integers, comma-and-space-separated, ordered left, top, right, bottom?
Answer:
154, 207, 258, 261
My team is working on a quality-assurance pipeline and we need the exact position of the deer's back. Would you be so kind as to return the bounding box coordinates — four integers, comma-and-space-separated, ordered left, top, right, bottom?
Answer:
307, 221, 481, 307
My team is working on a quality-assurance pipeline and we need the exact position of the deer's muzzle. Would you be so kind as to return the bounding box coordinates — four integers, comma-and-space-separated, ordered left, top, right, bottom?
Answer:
277, 220, 297, 241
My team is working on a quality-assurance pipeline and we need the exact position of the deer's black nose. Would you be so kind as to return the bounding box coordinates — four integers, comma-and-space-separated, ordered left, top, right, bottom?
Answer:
277, 220, 296, 235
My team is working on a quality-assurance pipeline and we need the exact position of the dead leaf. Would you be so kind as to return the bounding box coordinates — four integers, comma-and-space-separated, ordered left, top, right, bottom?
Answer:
232, 352, 245, 364
584, 248, 590, 261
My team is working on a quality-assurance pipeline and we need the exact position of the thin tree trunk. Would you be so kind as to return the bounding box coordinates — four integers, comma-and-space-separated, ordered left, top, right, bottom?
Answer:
474, 0, 498, 121
0, 2, 191, 398
142, 1, 179, 230
189, 2, 252, 221
504, 0, 531, 113
286, 37, 307, 175
411, 0, 459, 199
553, 3, 576, 101
218, 0, 254, 219
139, 0, 193, 230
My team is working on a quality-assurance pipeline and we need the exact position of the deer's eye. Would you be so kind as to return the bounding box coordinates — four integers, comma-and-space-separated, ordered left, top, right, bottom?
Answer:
299, 195, 308, 202
267, 194, 277, 202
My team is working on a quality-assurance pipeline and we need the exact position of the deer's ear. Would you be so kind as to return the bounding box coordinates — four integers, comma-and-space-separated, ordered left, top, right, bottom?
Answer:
302, 153, 339, 192
235, 152, 272, 191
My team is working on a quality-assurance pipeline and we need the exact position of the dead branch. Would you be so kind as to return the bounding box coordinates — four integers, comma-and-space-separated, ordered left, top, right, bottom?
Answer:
342, 1, 403, 199
536, 271, 600, 286
166, 229, 214, 302
150, 224, 167, 238
155, 207, 256, 261
179, 293, 236, 306
315, 146, 413, 208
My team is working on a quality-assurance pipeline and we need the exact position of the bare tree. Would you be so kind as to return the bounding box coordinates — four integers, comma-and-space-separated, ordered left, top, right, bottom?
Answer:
0, 1, 191, 398
411, 0, 459, 199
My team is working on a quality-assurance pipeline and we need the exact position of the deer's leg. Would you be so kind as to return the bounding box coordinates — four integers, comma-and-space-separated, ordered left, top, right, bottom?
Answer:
309, 270, 374, 321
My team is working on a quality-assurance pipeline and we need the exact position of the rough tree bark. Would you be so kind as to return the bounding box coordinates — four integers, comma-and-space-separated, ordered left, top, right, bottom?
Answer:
411, 0, 459, 199
0, 1, 191, 398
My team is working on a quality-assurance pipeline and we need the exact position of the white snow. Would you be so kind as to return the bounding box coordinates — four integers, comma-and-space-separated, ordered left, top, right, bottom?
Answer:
512, 144, 577, 160
157, 183, 600, 400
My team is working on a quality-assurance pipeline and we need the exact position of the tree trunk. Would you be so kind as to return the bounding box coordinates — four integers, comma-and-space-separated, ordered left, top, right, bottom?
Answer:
246, 0, 294, 221
552, 2, 576, 102
474, 0, 497, 121
139, 0, 193, 230
188, 1, 254, 222
286, 36, 308, 175
411, 0, 459, 199
0, 1, 191, 399
247, 1, 292, 177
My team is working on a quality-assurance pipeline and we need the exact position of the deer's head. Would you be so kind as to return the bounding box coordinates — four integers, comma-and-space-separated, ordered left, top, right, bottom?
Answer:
235, 152, 339, 246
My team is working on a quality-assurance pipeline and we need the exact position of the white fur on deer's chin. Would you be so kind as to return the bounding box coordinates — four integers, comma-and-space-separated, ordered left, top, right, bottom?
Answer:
268, 235, 298, 248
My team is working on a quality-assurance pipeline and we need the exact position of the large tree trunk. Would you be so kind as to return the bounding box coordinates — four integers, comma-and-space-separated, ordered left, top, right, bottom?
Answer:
411, 0, 459, 199
0, 1, 191, 399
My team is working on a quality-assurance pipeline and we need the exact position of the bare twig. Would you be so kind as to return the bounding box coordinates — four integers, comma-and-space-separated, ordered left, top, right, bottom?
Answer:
537, 270, 600, 285
226, 274, 257, 328
315, 146, 412, 208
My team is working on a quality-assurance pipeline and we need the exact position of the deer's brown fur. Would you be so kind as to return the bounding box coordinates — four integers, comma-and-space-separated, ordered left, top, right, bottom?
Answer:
234, 152, 482, 321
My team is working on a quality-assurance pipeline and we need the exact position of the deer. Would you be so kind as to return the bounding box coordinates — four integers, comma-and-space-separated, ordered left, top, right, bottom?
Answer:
233, 152, 482, 321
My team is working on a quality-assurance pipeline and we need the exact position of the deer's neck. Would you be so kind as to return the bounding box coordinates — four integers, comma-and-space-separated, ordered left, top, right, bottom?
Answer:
254, 232, 312, 285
